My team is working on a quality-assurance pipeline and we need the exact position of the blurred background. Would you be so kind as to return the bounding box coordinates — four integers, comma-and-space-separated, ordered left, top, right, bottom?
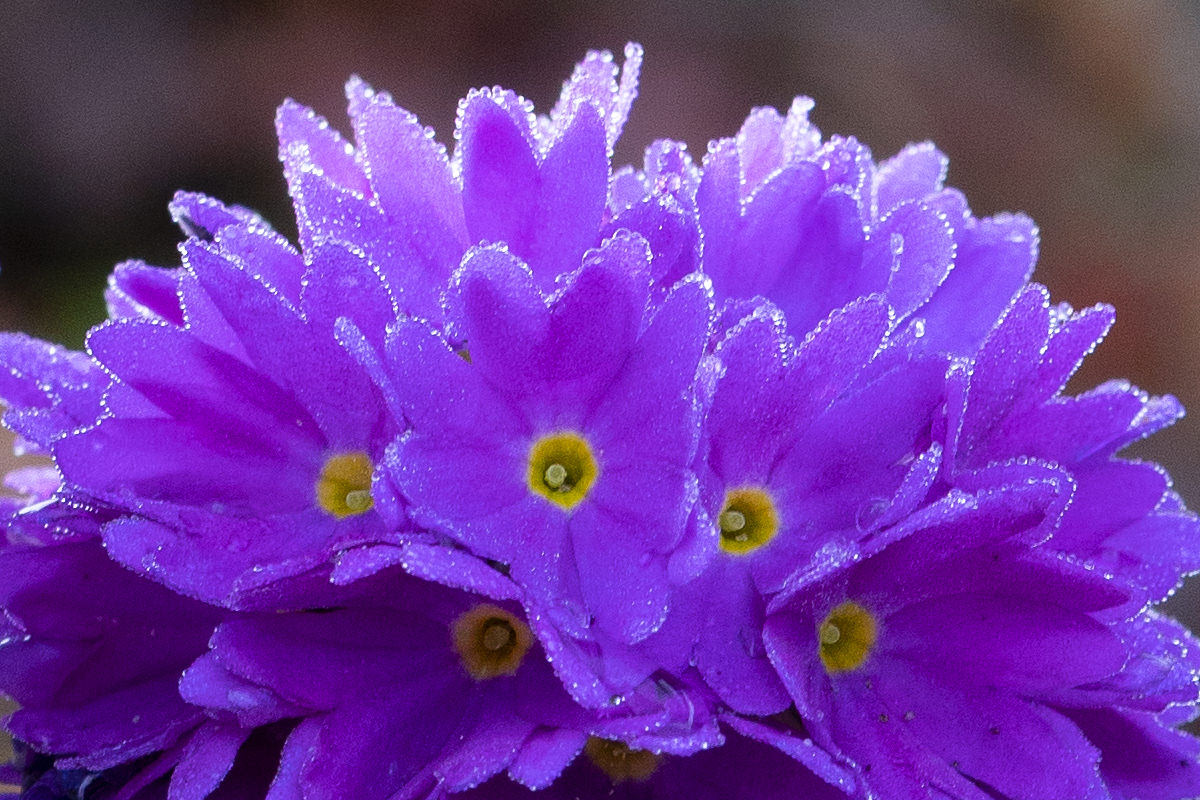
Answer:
3, 0, 1200, 757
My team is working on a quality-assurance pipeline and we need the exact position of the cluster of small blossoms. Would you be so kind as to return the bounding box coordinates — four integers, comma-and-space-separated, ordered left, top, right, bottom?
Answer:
3, 44, 1200, 800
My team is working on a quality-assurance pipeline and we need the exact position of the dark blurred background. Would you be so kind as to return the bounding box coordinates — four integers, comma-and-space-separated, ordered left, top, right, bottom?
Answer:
3, 0, 1200, 754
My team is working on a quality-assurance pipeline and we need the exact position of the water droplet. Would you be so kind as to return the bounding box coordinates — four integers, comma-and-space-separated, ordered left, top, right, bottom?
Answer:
855, 497, 890, 531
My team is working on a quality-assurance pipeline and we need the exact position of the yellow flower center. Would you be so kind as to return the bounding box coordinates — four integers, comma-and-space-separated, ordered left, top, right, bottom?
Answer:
717, 487, 779, 554
315, 452, 374, 519
584, 737, 659, 783
452, 604, 533, 680
818, 601, 877, 673
527, 432, 598, 510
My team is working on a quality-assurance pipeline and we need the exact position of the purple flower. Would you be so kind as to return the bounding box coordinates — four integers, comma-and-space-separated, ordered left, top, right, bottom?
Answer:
50, 236, 400, 606
3, 42, 1200, 800
762, 476, 1153, 799
278, 45, 642, 321
384, 231, 710, 648
449, 723, 850, 800
946, 283, 1200, 605
182, 548, 591, 799
0, 538, 222, 782
686, 299, 945, 715
610, 101, 1035, 356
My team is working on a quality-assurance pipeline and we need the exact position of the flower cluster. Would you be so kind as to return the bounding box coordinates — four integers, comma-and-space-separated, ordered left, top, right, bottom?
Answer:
3, 44, 1200, 800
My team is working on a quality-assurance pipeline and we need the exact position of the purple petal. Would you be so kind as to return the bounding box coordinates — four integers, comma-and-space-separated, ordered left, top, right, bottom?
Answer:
603, 195, 700, 292
547, 43, 642, 151
167, 722, 249, 800
870, 658, 1107, 800
731, 163, 828, 298
56, 417, 316, 512
523, 103, 608, 286
874, 142, 948, 214
736, 107, 786, 193
169, 191, 263, 243
766, 189, 872, 335
106, 260, 184, 324
884, 592, 1124, 692
917, 213, 1038, 356
352, 91, 466, 244
100, 509, 365, 608
264, 719, 321, 800
1064, 708, 1200, 800
299, 241, 397, 354
505, 728, 586, 790
872, 200, 955, 319
694, 565, 790, 715
459, 89, 540, 254
584, 273, 708, 470
180, 653, 302, 729
276, 99, 370, 196
301, 680, 463, 800
570, 501, 672, 642
184, 241, 382, 449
